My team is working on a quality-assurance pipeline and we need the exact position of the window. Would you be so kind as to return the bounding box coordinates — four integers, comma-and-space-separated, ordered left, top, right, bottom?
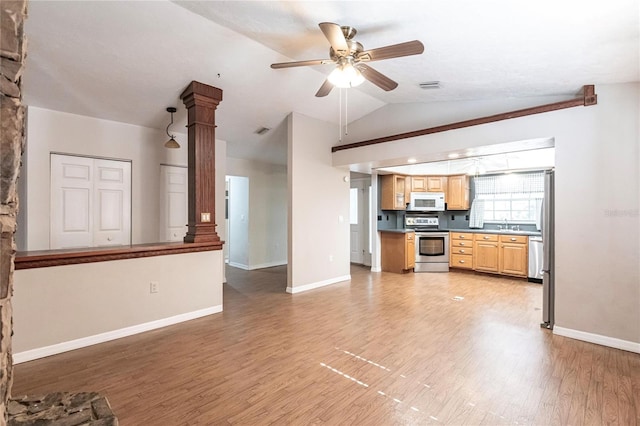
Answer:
474, 172, 544, 223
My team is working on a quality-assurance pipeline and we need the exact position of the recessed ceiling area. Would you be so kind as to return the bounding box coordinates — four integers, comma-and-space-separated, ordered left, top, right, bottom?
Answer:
377, 147, 555, 176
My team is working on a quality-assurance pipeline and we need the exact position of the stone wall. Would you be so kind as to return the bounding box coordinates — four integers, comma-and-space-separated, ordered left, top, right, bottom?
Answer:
1, 0, 28, 423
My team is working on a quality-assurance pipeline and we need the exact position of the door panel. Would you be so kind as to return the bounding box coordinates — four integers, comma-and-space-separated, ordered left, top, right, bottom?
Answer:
94, 159, 131, 246
51, 155, 93, 248
160, 165, 188, 242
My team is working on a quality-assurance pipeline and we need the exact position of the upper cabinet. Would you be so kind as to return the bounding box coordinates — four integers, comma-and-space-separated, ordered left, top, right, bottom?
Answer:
410, 176, 447, 193
427, 176, 447, 193
410, 176, 428, 192
381, 174, 410, 210
447, 175, 470, 210
382, 174, 470, 211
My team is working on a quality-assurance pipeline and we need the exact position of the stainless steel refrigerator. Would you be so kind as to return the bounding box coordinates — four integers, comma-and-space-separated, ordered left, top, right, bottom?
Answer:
541, 170, 555, 329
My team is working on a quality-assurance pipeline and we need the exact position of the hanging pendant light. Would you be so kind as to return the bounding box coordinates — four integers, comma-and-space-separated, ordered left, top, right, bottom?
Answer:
164, 107, 180, 149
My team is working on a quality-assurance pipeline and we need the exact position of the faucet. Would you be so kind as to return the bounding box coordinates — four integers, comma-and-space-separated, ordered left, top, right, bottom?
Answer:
503, 218, 508, 229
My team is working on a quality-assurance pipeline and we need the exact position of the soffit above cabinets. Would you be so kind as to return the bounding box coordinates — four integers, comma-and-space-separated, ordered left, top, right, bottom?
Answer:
377, 147, 555, 176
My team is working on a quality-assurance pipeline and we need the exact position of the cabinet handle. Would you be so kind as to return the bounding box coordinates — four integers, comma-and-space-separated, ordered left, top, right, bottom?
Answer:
459, 249, 465, 253
510, 237, 517, 241
459, 260, 465, 263
459, 242, 465, 246
460, 235, 465, 239
483, 236, 489, 240
107, 237, 112, 241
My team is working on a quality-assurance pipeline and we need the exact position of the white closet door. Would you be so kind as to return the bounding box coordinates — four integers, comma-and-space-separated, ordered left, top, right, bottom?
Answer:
93, 159, 131, 246
51, 154, 131, 249
159, 165, 188, 242
50, 155, 94, 249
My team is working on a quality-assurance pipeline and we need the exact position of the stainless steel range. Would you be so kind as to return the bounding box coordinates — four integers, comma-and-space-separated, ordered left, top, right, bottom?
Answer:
405, 214, 450, 272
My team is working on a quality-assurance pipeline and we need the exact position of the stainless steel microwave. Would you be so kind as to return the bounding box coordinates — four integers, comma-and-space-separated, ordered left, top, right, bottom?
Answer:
409, 192, 445, 211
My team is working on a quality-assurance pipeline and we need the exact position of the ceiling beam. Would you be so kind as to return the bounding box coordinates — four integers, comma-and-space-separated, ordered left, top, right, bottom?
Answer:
332, 85, 597, 153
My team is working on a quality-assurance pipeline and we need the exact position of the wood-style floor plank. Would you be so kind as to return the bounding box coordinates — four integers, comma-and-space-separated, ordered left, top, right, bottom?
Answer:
11, 265, 640, 425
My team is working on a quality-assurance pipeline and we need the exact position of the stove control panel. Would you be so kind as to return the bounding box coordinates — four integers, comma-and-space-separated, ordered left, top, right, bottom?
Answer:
405, 216, 439, 227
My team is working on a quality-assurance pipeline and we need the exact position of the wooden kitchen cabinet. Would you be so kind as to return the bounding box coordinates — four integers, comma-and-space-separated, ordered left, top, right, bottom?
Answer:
380, 231, 415, 273
381, 174, 409, 210
499, 235, 528, 277
447, 175, 470, 210
427, 176, 447, 192
411, 176, 428, 192
473, 233, 499, 273
450, 232, 473, 270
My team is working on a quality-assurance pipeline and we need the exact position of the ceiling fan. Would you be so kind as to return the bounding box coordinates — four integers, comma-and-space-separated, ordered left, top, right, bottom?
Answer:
271, 22, 424, 97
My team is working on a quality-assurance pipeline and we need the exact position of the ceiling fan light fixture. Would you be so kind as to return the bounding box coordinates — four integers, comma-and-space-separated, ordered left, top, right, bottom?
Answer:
328, 60, 364, 88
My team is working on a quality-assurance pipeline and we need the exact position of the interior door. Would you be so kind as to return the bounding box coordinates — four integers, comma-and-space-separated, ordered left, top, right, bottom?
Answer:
350, 186, 363, 264
51, 154, 131, 249
50, 155, 94, 248
159, 165, 188, 242
93, 159, 131, 246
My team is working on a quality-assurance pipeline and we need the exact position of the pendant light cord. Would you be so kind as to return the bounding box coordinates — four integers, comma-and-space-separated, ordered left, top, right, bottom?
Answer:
166, 111, 175, 138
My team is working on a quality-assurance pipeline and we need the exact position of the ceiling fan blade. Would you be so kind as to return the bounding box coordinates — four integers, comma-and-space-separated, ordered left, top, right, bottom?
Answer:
356, 64, 398, 91
319, 22, 348, 54
271, 59, 331, 69
315, 79, 334, 97
357, 40, 424, 62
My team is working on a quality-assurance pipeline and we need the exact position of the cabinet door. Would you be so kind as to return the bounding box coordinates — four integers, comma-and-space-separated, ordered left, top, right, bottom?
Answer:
411, 176, 427, 192
473, 241, 499, 272
395, 175, 409, 209
406, 233, 415, 269
447, 175, 470, 210
500, 243, 528, 277
427, 176, 446, 192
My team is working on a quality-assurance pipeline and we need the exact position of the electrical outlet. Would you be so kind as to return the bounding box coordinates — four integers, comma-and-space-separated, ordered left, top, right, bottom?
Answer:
150, 281, 159, 294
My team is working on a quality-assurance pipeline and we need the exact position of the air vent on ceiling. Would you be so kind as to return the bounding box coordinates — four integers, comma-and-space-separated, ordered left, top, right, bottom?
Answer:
419, 81, 441, 89
255, 127, 271, 135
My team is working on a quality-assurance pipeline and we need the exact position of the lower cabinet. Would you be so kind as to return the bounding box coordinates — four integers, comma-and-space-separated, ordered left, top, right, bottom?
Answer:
473, 234, 499, 273
380, 231, 415, 274
499, 235, 528, 277
450, 232, 529, 278
450, 232, 473, 270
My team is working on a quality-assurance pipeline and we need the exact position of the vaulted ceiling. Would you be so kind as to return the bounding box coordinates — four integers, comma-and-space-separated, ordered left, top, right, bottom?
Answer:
23, 1, 639, 165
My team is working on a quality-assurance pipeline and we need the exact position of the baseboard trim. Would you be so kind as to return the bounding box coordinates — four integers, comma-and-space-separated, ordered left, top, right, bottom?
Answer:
249, 261, 287, 270
370, 266, 382, 272
13, 305, 223, 364
228, 261, 249, 270
553, 326, 640, 354
286, 275, 351, 294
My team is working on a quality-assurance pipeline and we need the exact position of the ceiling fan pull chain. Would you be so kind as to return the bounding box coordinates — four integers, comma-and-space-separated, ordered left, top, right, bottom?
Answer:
338, 88, 343, 142
345, 88, 348, 136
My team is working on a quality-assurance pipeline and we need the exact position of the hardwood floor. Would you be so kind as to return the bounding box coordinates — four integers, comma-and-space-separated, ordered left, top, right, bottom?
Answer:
12, 266, 640, 425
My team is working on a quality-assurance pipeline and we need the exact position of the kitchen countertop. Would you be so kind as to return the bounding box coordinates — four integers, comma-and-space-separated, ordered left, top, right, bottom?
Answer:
445, 228, 542, 236
378, 228, 541, 236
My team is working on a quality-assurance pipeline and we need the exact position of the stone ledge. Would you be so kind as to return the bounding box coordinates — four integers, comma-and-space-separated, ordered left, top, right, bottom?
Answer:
8, 392, 118, 426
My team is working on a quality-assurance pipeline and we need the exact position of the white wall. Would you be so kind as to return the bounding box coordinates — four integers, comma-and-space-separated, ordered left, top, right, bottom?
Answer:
16, 106, 229, 359
334, 83, 640, 349
227, 157, 287, 269
21, 106, 227, 252
13, 250, 223, 361
22, 106, 188, 250
287, 112, 351, 293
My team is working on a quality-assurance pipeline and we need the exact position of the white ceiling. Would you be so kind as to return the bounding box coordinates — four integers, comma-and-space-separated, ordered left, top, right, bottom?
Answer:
23, 1, 639, 165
